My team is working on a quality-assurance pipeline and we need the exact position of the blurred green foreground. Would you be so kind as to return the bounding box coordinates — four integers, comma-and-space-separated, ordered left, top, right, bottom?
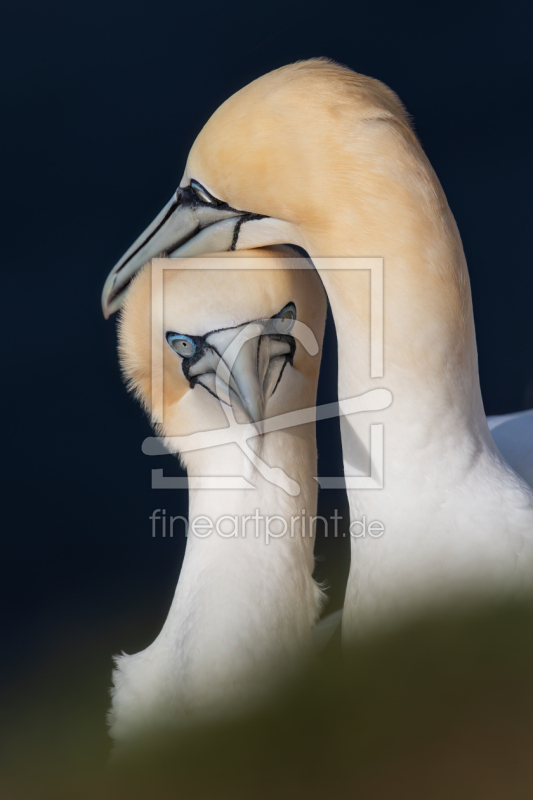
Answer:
3, 598, 533, 799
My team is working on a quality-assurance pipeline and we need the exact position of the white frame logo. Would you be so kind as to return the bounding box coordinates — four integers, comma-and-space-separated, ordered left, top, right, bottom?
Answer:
143, 257, 391, 494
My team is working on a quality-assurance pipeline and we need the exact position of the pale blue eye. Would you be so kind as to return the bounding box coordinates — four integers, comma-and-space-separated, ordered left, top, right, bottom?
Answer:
274, 303, 296, 334
167, 333, 196, 358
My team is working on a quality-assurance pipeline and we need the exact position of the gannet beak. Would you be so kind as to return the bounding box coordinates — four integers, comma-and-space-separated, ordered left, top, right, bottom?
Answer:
176, 324, 295, 429
102, 186, 252, 318
216, 333, 266, 428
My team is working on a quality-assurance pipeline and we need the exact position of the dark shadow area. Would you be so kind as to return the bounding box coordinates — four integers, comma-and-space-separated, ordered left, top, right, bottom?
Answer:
3, 597, 533, 799
314, 303, 352, 614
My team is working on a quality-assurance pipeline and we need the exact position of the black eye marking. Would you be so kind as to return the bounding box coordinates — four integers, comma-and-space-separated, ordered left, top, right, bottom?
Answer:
190, 179, 222, 206
166, 303, 297, 400
166, 331, 209, 387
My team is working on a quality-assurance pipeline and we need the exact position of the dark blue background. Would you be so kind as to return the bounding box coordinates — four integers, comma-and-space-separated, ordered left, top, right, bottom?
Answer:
2, 0, 532, 687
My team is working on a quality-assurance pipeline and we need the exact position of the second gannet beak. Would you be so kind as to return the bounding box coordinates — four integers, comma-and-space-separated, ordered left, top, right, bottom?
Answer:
166, 305, 297, 428
102, 181, 265, 318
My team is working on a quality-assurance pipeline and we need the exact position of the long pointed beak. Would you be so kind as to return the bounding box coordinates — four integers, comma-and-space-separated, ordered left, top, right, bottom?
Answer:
185, 327, 294, 428
101, 188, 246, 318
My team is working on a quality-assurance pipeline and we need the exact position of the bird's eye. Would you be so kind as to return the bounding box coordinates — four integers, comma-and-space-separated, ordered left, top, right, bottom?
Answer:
167, 333, 196, 358
274, 303, 296, 334
190, 179, 221, 206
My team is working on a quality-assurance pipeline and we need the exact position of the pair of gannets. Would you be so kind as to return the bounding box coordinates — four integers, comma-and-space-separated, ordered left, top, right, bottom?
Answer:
105, 59, 533, 740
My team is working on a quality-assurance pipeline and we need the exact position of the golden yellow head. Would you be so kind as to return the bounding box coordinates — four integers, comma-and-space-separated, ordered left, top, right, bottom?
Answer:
118, 248, 326, 439
184, 58, 411, 229
102, 59, 420, 318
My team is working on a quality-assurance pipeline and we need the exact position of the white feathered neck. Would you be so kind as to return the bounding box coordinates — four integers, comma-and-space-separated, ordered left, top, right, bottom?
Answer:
109, 409, 322, 741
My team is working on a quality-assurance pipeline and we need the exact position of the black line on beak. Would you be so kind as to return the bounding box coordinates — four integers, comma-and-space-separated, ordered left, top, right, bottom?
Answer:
229, 213, 268, 251
116, 189, 184, 279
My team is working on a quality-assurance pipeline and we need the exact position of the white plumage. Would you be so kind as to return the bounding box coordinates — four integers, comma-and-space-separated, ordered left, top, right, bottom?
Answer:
103, 59, 533, 645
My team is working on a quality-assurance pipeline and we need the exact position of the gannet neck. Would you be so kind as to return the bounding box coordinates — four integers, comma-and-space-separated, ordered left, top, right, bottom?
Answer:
280, 113, 491, 462
109, 397, 322, 742
249, 87, 533, 632
311, 166, 482, 423
303, 184, 533, 634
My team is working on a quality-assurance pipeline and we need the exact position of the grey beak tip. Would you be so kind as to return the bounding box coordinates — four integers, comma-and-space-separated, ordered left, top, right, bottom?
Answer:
102, 293, 111, 319
101, 187, 250, 318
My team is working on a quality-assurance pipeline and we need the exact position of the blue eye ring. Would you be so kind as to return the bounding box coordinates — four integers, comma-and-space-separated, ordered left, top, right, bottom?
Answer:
166, 333, 197, 358
273, 302, 296, 334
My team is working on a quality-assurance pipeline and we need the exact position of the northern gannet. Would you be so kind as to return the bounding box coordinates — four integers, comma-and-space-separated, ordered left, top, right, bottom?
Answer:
109, 248, 326, 742
102, 59, 533, 637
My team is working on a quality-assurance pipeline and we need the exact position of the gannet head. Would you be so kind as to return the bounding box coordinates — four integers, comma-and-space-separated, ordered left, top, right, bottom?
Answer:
103, 58, 413, 318
118, 248, 326, 442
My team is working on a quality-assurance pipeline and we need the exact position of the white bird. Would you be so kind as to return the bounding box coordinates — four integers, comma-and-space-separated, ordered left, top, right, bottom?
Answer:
109, 247, 327, 743
102, 59, 533, 639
